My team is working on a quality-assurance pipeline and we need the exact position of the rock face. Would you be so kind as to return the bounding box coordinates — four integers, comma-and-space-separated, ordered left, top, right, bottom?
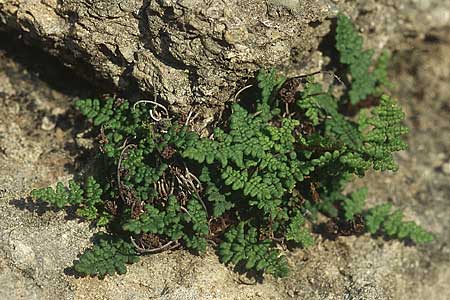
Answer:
1, 1, 450, 300
1, 0, 449, 113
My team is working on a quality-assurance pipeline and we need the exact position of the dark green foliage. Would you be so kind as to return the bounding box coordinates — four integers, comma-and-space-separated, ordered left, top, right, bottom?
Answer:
75, 99, 146, 158
123, 194, 209, 252
31, 180, 83, 208
218, 222, 289, 278
73, 234, 139, 278
296, 78, 335, 126
336, 95, 409, 175
336, 14, 390, 104
285, 212, 314, 247
30, 15, 432, 280
360, 95, 409, 171
199, 167, 234, 217
181, 196, 209, 252
297, 77, 363, 149
335, 189, 433, 244
365, 204, 434, 244
183, 98, 315, 218
342, 187, 368, 221
76, 176, 107, 224
31, 177, 111, 226
123, 195, 184, 241
256, 69, 286, 121
179, 67, 420, 276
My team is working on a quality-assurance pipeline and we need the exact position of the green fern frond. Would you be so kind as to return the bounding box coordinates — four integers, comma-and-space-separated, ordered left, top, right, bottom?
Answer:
362, 95, 409, 171
31, 176, 110, 226
286, 213, 314, 247
73, 234, 139, 279
336, 14, 391, 104
30, 15, 433, 280
343, 187, 368, 221
365, 204, 434, 244
218, 222, 289, 278
297, 77, 336, 126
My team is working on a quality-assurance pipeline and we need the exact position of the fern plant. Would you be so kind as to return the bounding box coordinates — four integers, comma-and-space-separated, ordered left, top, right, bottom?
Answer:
30, 14, 433, 279
218, 222, 289, 278
31, 176, 111, 226
336, 14, 390, 105
365, 204, 433, 244
73, 234, 139, 279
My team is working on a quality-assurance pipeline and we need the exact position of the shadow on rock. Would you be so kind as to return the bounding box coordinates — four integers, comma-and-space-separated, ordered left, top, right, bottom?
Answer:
9, 196, 79, 221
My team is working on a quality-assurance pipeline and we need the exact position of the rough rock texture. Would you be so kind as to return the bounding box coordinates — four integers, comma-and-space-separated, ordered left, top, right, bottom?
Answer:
1, 1, 450, 300
1, 0, 449, 114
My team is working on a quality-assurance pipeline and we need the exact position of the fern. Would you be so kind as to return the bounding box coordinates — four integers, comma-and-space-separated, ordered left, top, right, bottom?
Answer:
199, 167, 234, 217
336, 14, 390, 105
361, 95, 409, 171
76, 176, 104, 221
30, 15, 433, 280
335, 189, 433, 244
365, 204, 434, 244
342, 187, 368, 221
73, 234, 139, 278
297, 77, 362, 149
123, 195, 184, 241
285, 212, 314, 247
256, 68, 285, 121
75, 98, 150, 159
182, 196, 209, 252
218, 222, 289, 278
297, 77, 336, 126
31, 176, 111, 225
31, 180, 82, 208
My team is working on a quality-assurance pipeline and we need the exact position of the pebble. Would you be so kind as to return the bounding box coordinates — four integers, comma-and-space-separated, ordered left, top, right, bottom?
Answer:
41, 116, 56, 131
442, 162, 450, 175
9, 239, 37, 271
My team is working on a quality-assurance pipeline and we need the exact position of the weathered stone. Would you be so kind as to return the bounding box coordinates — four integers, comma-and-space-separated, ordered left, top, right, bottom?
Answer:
1, 0, 449, 115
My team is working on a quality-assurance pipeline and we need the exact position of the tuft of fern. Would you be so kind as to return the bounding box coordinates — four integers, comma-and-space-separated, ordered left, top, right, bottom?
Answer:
337, 190, 434, 244
361, 94, 409, 171
365, 204, 434, 244
123, 195, 184, 241
30, 15, 433, 279
31, 180, 83, 208
336, 14, 390, 105
181, 195, 209, 252
296, 77, 334, 126
74, 98, 169, 160
342, 187, 368, 221
285, 212, 314, 247
218, 222, 289, 278
73, 234, 139, 278
31, 176, 111, 226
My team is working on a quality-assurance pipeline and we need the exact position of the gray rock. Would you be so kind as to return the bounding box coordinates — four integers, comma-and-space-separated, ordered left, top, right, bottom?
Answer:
1, 0, 449, 115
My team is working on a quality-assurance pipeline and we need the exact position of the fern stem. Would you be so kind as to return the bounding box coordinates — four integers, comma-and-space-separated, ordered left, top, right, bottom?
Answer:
130, 236, 179, 254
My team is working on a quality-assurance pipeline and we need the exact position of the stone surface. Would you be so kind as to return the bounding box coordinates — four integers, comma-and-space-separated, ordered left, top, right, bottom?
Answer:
1, 0, 449, 116
0, 1, 450, 300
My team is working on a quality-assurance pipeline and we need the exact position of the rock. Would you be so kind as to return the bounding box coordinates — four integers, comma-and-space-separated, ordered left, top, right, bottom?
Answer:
7, 238, 37, 271
442, 162, 450, 175
40, 116, 55, 131
1, 0, 449, 115
0, 72, 14, 95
